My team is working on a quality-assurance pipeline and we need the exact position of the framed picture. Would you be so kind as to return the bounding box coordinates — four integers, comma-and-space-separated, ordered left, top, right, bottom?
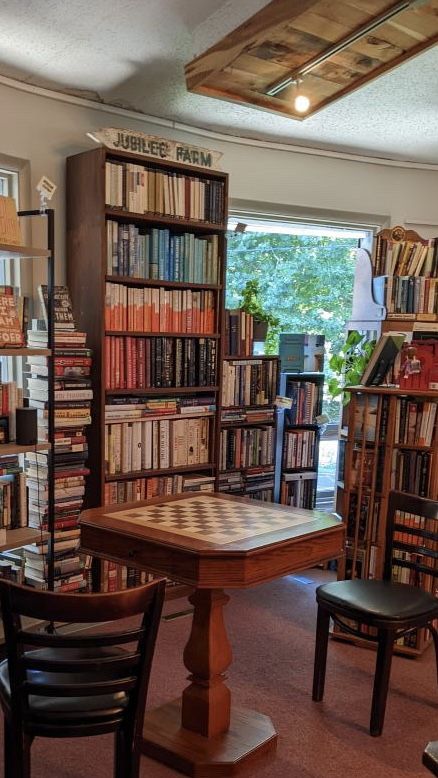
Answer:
0, 416, 9, 444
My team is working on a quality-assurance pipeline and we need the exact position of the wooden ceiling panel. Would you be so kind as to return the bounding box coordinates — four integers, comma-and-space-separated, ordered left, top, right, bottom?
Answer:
185, 0, 438, 120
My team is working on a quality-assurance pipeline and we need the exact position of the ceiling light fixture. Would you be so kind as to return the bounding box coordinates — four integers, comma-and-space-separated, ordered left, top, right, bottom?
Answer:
293, 80, 310, 113
266, 0, 427, 98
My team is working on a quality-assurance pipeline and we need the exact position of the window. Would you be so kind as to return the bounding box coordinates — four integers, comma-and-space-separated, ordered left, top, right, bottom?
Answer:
226, 214, 374, 509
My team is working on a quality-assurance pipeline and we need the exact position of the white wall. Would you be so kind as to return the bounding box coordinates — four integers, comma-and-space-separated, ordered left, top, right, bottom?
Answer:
1, 80, 438, 281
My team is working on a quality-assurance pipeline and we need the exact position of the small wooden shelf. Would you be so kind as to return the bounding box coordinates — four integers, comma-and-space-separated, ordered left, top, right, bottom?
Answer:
106, 386, 219, 396
105, 208, 227, 234
105, 275, 221, 291
0, 243, 50, 260
0, 348, 51, 357
105, 463, 216, 482
349, 385, 438, 397
105, 331, 219, 339
220, 419, 276, 428
105, 412, 215, 424
0, 527, 48, 553
223, 355, 278, 360
0, 442, 50, 456
392, 443, 433, 450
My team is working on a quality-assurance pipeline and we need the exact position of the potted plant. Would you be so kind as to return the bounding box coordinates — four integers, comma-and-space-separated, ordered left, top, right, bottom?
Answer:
240, 279, 279, 341
328, 330, 376, 404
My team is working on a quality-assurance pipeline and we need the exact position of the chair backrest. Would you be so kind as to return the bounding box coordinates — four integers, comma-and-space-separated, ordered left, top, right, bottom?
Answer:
384, 490, 438, 588
0, 577, 165, 734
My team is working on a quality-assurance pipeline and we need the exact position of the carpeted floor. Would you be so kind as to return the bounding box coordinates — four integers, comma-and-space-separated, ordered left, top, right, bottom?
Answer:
1, 570, 436, 777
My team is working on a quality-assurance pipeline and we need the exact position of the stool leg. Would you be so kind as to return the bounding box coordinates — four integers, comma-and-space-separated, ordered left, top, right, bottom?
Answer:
312, 605, 331, 702
370, 629, 394, 737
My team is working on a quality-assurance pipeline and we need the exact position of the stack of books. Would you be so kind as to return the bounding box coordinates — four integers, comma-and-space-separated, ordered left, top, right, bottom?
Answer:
23, 286, 92, 591
224, 310, 254, 356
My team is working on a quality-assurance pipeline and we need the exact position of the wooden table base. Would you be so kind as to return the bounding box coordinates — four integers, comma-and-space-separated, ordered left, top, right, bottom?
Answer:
141, 699, 278, 777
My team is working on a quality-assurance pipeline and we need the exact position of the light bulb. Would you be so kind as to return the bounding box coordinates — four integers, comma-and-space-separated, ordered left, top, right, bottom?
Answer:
294, 93, 310, 113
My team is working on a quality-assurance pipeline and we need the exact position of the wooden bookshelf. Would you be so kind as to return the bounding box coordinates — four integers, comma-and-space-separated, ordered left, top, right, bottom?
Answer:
0, 527, 48, 554
0, 442, 50, 456
0, 348, 51, 357
67, 146, 227, 594
334, 227, 438, 656
218, 352, 279, 501
275, 372, 324, 509
0, 243, 50, 260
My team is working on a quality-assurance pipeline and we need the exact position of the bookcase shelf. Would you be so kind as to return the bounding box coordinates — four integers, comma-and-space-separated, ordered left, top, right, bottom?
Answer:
335, 251, 438, 659
105, 208, 227, 234
276, 372, 324, 509
67, 145, 227, 594
0, 243, 51, 260
0, 348, 51, 357
0, 442, 50, 456
105, 274, 222, 291
106, 463, 216, 482
0, 527, 49, 554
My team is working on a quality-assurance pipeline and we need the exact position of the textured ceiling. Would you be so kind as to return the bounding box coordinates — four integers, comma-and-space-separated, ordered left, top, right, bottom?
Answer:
0, 0, 438, 163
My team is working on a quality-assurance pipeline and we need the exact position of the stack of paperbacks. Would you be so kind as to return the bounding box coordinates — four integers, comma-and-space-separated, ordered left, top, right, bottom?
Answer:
23, 286, 92, 591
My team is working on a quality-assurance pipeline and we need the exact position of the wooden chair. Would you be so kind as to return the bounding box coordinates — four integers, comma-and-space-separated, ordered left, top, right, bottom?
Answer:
312, 490, 438, 736
424, 742, 438, 775
0, 577, 165, 778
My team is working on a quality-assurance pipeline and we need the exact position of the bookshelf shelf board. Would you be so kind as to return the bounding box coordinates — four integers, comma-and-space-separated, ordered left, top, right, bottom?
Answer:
392, 443, 433, 451
0, 348, 51, 357
349, 386, 438, 397
0, 243, 50, 260
105, 463, 216, 482
0, 527, 49, 553
105, 331, 220, 339
0, 442, 51, 456
105, 275, 222, 291
219, 466, 274, 476
106, 386, 219, 396
222, 404, 276, 411
105, 412, 215, 424
285, 423, 319, 431
283, 467, 318, 474
220, 419, 276, 428
223, 355, 278, 361
105, 208, 227, 234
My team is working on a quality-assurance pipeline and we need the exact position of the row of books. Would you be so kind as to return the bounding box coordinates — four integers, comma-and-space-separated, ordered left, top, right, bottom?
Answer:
221, 408, 275, 424
100, 560, 153, 593
390, 450, 431, 497
0, 380, 23, 441
0, 462, 26, 529
105, 161, 225, 224
105, 395, 215, 421
282, 429, 317, 470
221, 359, 278, 408
104, 473, 216, 504
284, 379, 321, 425
105, 282, 215, 334
385, 276, 438, 316
106, 221, 220, 284
346, 493, 380, 546
224, 309, 254, 356
104, 336, 217, 390
392, 549, 436, 586
394, 399, 437, 447
217, 468, 275, 500
394, 508, 437, 538
372, 235, 438, 278
280, 473, 317, 510
105, 416, 211, 475
219, 427, 275, 471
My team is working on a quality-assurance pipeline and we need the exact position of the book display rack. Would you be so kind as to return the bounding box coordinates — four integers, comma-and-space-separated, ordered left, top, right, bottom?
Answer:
219, 352, 279, 501
67, 146, 227, 593
276, 372, 324, 509
336, 226, 438, 656
0, 209, 56, 590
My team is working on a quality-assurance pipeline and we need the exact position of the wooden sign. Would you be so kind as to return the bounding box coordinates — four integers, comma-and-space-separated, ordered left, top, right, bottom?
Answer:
0, 196, 22, 246
88, 128, 223, 170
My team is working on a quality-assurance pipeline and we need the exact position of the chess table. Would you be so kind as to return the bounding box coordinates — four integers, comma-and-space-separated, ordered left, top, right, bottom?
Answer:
80, 492, 344, 777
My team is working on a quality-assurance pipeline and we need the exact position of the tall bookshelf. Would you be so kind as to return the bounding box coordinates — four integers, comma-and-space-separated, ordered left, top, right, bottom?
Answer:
335, 225, 438, 656
0, 209, 56, 589
219, 353, 279, 501
276, 372, 324, 508
66, 147, 227, 590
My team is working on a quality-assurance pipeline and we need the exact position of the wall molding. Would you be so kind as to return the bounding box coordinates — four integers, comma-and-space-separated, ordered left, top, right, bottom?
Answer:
2, 74, 438, 172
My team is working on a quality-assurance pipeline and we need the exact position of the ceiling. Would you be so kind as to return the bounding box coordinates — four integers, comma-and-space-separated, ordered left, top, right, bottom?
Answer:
1, 0, 438, 164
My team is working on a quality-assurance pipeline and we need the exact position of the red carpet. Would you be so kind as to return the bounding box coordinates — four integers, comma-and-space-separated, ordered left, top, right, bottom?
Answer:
1, 570, 436, 777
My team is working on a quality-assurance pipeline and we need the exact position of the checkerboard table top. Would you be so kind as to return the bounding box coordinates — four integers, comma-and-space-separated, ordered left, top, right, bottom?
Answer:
101, 493, 329, 549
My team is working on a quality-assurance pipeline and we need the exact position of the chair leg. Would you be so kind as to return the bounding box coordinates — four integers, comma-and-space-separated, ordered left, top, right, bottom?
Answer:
7, 726, 31, 778
114, 727, 140, 778
428, 622, 438, 685
312, 605, 331, 702
4, 718, 14, 778
370, 629, 394, 737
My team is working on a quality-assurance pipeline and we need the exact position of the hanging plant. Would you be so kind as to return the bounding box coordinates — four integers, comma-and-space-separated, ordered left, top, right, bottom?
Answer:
328, 330, 376, 404
240, 279, 280, 341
